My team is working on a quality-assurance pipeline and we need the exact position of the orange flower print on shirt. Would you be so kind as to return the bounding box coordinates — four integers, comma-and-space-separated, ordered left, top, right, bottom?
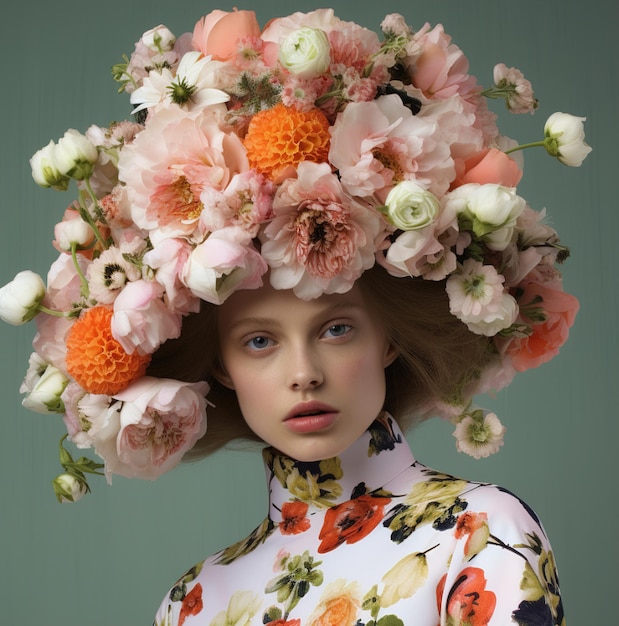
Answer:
436, 567, 496, 626
178, 583, 203, 626
279, 501, 311, 535
318, 494, 390, 553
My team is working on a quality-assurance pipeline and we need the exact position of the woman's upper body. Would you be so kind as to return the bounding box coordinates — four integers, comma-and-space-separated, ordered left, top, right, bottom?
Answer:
153, 414, 563, 626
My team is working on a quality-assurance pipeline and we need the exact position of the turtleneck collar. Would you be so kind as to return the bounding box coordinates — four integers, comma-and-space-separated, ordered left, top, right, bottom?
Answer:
262, 413, 416, 516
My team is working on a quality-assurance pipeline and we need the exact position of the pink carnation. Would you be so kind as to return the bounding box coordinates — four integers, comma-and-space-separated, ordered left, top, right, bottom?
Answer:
110, 377, 209, 480
118, 106, 248, 244
260, 161, 385, 299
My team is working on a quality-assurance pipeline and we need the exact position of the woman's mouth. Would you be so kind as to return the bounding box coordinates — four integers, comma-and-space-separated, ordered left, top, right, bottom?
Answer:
285, 403, 338, 433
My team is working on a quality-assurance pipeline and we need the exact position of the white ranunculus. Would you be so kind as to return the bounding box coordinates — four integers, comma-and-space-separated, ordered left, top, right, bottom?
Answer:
278, 27, 331, 78
544, 112, 592, 167
30, 140, 70, 190
54, 129, 99, 180
20, 353, 69, 414
0, 270, 46, 325
141, 24, 176, 52
384, 181, 440, 231
453, 410, 505, 459
451, 183, 525, 251
54, 217, 95, 251
52, 472, 88, 503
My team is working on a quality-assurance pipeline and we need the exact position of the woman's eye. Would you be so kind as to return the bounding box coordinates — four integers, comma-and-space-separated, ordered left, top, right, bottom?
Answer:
246, 336, 273, 351
324, 324, 352, 338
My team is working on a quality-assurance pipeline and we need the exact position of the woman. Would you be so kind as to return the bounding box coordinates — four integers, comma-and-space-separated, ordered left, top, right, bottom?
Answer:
0, 7, 588, 625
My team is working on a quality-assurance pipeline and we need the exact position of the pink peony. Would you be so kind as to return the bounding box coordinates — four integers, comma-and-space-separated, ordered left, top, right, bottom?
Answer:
329, 94, 456, 199
505, 280, 579, 372
118, 106, 248, 244
260, 161, 385, 299
110, 377, 209, 480
111, 279, 183, 355
192, 9, 261, 61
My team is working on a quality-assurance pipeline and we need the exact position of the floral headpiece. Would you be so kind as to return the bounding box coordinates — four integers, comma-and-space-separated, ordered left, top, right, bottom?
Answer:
0, 9, 590, 502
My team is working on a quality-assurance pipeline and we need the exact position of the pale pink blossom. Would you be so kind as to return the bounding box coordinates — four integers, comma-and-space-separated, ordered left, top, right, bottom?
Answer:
381, 200, 461, 280
199, 170, 275, 236
142, 238, 200, 314
492, 63, 538, 114
409, 23, 476, 99
85, 121, 144, 196
445, 259, 518, 335
329, 94, 456, 198
62, 382, 122, 450
183, 226, 268, 305
109, 377, 209, 480
30, 255, 88, 372
111, 279, 183, 355
380, 14, 412, 38
260, 161, 384, 299
118, 105, 249, 243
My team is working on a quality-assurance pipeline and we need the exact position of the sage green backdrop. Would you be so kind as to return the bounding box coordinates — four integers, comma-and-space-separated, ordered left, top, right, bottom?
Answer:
0, 1, 615, 624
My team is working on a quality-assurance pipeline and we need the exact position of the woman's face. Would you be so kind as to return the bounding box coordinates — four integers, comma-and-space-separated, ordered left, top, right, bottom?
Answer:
216, 281, 396, 461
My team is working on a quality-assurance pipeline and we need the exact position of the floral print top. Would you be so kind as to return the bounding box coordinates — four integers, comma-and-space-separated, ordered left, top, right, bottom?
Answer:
153, 414, 564, 626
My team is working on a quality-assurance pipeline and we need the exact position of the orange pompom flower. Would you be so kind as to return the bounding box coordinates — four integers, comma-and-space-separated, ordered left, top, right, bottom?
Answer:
65, 306, 151, 395
243, 103, 331, 181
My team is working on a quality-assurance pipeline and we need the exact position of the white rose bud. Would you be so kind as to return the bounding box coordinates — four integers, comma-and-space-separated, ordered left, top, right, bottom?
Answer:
279, 27, 331, 78
384, 181, 440, 231
20, 355, 69, 414
0, 270, 46, 325
544, 112, 592, 167
52, 473, 88, 503
141, 25, 176, 52
54, 129, 99, 181
30, 140, 70, 191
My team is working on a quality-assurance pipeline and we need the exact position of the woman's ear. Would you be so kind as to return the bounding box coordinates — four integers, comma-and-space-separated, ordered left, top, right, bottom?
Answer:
383, 341, 399, 368
212, 360, 235, 390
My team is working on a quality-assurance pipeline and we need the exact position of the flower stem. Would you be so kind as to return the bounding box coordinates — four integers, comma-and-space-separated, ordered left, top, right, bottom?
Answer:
71, 243, 90, 297
81, 178, 109, 248
504, 140, 547, 155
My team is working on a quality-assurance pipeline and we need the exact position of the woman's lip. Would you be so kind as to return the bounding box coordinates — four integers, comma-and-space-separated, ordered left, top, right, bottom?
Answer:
284, 412, 338, 434
285, 402, 337, 421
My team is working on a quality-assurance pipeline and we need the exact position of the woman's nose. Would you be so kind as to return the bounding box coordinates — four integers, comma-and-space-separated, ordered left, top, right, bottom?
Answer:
287, 348, 324, 391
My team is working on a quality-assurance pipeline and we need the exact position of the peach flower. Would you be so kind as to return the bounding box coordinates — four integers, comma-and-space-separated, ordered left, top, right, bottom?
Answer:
451, 148, 523, 189
192, 9, 261, 60
308, 579, 361, 626
506, 280, 579, 372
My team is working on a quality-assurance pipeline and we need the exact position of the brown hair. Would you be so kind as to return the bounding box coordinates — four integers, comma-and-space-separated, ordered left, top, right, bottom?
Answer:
146, 264, 492, 460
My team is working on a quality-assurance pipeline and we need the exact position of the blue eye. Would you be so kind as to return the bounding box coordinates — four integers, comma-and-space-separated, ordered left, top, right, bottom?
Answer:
246, 336, 273, 351
324, 324, 351, 338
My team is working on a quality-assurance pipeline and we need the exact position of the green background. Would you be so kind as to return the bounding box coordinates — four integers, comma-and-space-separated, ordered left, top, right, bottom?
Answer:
0, 1, 615, 623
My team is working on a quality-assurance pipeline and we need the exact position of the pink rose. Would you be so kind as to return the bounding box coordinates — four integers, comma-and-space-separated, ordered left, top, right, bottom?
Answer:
451, 148, 523, 189
111, 280, 183, 355
505, 280, 579, 372
111, 377, 209, 480
192, 9, 261, 60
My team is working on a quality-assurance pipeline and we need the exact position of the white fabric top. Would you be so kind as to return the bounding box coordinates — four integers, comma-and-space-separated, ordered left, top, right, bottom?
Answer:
154, 414, 564, 625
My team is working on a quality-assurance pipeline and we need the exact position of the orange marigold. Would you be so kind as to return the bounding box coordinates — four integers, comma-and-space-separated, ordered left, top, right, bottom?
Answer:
65, 306, 151, 396
243, 103, 331, 180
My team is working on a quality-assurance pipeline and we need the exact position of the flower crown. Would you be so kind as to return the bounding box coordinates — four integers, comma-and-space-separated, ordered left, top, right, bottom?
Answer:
0, 8, 590, 502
